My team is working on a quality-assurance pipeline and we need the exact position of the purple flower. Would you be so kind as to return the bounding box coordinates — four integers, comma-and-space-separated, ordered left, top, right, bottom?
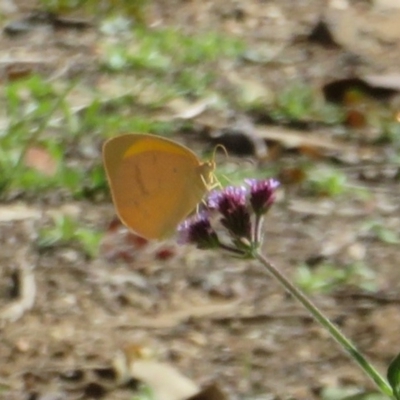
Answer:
178, 179, 279, 253
207, 186, 247, 213
177, 212, 219, 249
245, 178, 279, 216
207, 186, 251, 239
207, 186, 247, 215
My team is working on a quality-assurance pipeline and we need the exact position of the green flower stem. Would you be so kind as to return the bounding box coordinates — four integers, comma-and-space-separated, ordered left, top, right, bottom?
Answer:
255, 251, 393, 397
252, 215, 264, 248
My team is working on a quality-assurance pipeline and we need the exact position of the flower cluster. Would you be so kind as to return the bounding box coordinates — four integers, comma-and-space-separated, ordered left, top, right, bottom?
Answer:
178, 178, 279, 257
208, 186, 251, 240
178, 212, 220, 250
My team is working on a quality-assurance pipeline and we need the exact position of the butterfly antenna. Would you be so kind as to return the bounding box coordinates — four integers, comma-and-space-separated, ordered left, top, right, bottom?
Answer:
213, 144, 229, 161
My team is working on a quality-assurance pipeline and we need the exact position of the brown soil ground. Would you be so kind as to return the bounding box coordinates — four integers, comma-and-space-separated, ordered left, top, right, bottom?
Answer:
1, 1, 400, 399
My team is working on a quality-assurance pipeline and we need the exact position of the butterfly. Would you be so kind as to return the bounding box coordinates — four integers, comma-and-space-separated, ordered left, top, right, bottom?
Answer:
103, 134, 215, 240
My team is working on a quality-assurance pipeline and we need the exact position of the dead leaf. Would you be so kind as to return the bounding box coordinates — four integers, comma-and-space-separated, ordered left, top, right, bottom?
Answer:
114, 301, 240, 329
175, 100, 213, 120
0, 59, 52, 82
374, 0, 400, 10
363, 74, 400, 92
324, 3, 400, 63
0, 204, 41, 222
255, 125, 353, 157
298, 145, 326, 160
25, 146, 58, 176
0, 248, 36, 323
114, 347, 200, 400
130, 360, 199, 400
165, 98, 216, 120
345, 109, 368, 129
196, 117, 373, 163
278, 167, 307, 186
187, 384, 228, 400
323, 78, 398, 104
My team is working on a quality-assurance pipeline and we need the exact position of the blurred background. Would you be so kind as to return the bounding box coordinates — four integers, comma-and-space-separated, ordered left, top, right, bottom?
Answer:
1, 1, 400, 399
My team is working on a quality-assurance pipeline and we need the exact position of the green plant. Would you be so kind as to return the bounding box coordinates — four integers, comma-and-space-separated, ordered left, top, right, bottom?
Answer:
270, 82, 344, 124
39, 0, 148, 23
0, 76, 116, 198
361, 220, 400, 244
38, 214, 103, 258
382, 120, 400, 147
322, 386, 389, 400
295, 262, 377, 294
100, 27, 244, 97
1, 77, 78, 195
305, 166, 348, 197
131, 384, 155, 400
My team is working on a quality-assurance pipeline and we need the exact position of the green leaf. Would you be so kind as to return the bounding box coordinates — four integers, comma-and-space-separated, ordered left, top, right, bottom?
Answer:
387, 352, 400, 399
322, 386, 390, 400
